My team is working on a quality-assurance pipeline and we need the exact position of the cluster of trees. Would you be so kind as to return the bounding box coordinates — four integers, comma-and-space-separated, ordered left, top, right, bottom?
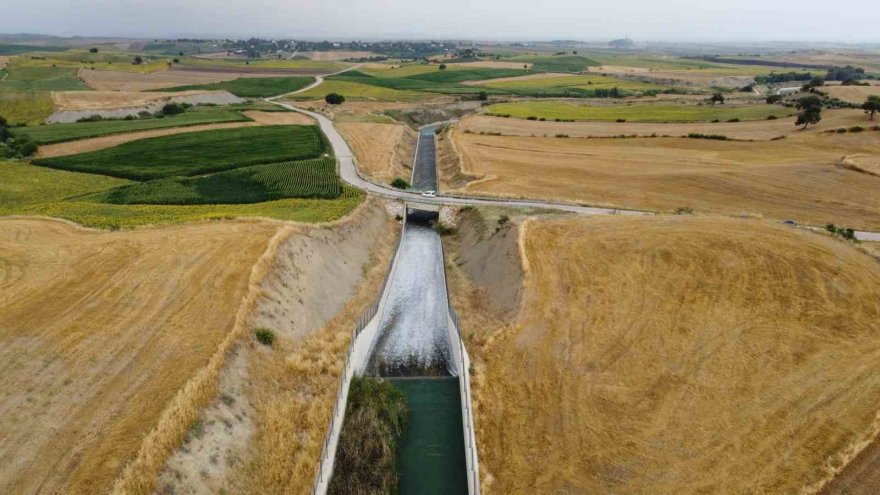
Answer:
0, 115, 37, 158
825, 65, 867, 82
325, 93, 345, 105
754, 72, 813, 84
709, 93, 725, 105
864, 96, 880, 120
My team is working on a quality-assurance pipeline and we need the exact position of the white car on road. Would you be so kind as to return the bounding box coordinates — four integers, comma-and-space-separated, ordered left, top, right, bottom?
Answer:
421, 190, 436, 198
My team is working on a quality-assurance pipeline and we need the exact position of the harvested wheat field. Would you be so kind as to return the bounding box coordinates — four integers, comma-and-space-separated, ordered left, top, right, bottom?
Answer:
841, 154, 880, 176
587, 65, 754, 88
463, 214, 880, 494
461, 109, 869, 141
79, 68, 267, 92
0, 56, 10, 69
450, 129, 880, 230
36, 110, 312, 158
0, 217, 278, 495
52, 90, 236, 111
337, 120, 416, 183
454, 60, 534, 70
821, 84, 880, 104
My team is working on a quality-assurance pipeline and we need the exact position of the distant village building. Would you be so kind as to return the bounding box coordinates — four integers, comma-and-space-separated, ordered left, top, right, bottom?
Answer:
775, 86, 801, 96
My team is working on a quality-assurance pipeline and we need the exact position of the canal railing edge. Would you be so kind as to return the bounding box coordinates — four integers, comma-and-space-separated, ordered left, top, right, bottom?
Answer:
311, 209, 406, 495
438, 224, 482, 495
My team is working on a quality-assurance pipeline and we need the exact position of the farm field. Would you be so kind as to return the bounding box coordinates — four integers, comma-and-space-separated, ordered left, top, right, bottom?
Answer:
34, 125, 325, 180
78, 67, 292, 92
586, 64, 787, 88
464, 72, 660, 92
50, 89, 238, 111
154, 75, 316, 97
0, 216, 278, 495
504, 55, 599, 72
0, 58, 90, 91
450, 130, 880, 230
289, 79, 430, 101
178, 56, 347, 71
89, 158, 347, 204
458, 109, 870, 140
486, 100, 794, 122
17, 104, 253, 144
0, 91, 54, 124
0, 160, 363, 228
820, 84, 880, 104
336, 120, 416, 183
462, 214, 880, 495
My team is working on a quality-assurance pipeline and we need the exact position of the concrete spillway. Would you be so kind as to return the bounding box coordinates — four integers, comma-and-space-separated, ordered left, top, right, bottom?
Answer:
367, 220, 456, 377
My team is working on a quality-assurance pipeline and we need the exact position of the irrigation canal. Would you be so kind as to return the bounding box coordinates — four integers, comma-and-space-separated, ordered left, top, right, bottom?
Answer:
367, 124, 469, 494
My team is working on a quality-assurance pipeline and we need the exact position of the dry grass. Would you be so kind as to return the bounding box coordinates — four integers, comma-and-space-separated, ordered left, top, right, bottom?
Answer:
468, 214, 880, 494
587, 65, 758, 88
300, 50, 379, 61
52, 90, 233, 111
0, 56, 10, 69
453, 60, 534, 70
461, 109, 869, 141
337, 121, 415, 183
820, 84, 880, 104
35, 111, 312, 158
840, 154, 880, 176
237, 211, 399, 494
450, 129, 880, 230
0, 217, 278, 495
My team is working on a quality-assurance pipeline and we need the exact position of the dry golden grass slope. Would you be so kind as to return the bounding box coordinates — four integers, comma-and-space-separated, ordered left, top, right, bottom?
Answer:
337, 120, 416, 184
467, 214, 880, 495
0, 217, 278, 495
450, 129, 880, 230
821, 84, 880, 104
52, 90, 235, 111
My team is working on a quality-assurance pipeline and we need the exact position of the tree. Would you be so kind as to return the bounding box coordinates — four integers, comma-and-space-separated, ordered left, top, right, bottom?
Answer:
795, 95, 823, 129
709, 93, 725, 105
862, 95, 880, 120
132, 55, 143, 65
89, 47, 98, 53
524, 64, 528, 70
477, 91, 488, 101
390, 177, 409, 189
325, 93, 345, 105
438, 63, 447, 70
766, 94, 783, 104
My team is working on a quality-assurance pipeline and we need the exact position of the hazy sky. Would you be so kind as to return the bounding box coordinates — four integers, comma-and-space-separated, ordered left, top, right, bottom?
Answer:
4, 0, 879, 42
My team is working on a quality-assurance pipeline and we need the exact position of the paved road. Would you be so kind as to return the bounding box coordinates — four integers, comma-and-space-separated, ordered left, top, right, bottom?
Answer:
267, 84, 880, 241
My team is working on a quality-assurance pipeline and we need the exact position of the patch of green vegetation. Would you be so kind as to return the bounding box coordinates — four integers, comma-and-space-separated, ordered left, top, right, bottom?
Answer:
34, 125, 326, 180
487, 101, 794, 122
12, 105, 259, 144
254, 328, 276, 346
289, 79, 427, 101
154, 76, 316, 98
508, 55, 599, 72
89, 158, 344, 204
0, 160, 363, 228
328, 377, 408, 495
0, 91, 54, 125
0, 44, 67, 55
178, 57, 345, 71
405, 68, 527, 83
0, 60, 89, 91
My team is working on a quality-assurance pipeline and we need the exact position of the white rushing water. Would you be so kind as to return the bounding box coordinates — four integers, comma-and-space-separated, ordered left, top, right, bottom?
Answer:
369, 222, 456, 376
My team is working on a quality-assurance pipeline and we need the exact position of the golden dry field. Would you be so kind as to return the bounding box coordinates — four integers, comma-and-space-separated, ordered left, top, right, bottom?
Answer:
52, 90, 234, 111
78, 68, 277, 92
337, 120, 416, 183
460, 109, 869, 140
0, 217, 278, 495
450, 129, 880, 230
821, 84, 880, 104
468, 214, 880, 494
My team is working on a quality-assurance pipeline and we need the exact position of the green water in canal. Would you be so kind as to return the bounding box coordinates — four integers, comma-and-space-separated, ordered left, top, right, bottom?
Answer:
390, 377, 468, 495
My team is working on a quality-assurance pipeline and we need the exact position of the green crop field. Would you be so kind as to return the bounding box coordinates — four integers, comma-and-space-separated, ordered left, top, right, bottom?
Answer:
486, 101, 795, 122
0, 159, 362, 228
477, 73, 665, 97
0, 60, 90, 92
12, 105, 260, 144
507, 55, 599, 72
34, 125, 326, 180
154, 76, 316, 98
0, 44, 67, 56
91, 158, 345, 205
405, 68, 528, 83
289, 79, 428, 101
0, 91, 54, 125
